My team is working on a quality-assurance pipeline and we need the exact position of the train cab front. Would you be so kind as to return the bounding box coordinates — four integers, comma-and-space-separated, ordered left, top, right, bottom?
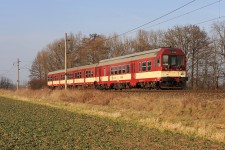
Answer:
159, 48, 188, 89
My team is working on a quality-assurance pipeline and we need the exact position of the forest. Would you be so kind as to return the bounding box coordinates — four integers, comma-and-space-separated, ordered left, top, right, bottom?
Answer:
29, 21, 225, 90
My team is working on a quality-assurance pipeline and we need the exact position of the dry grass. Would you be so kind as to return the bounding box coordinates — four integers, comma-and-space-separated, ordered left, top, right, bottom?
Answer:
0, 89, 224, 143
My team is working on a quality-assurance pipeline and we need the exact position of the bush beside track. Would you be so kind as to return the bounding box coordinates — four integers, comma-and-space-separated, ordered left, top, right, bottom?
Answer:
0, 89, 224, 145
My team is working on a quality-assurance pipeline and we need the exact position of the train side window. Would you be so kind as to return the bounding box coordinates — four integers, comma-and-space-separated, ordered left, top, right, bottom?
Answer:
118, 66, 121, 74
74, 72, 76, 78
122, 66, 126, 74
178, 55, 184, 66
126, 65, 130, 73
171, 56, 177, 66
68, 74, 70, 79
162, 55, 169, 66
142, 62, 146, 71
157, 58, 160, 67
122, 66, 124, 74
86, 70, 89, 78
104, 68, 106, 76
75, 72, 78, 78
139, 62, 141, 72
147, 61, 152, 71
115, 66, 118, 75
48, 76, 52, 81
68, 73, 73, 79
111, 67, 114, 75
75, 72, 82, 78
54, 75, 58, 81
85, 71, 88, 78
61, 74, 65, 80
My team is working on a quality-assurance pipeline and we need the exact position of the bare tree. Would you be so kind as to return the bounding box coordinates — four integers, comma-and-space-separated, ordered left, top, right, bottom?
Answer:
130, 29, 164, 52
105, 33, 129, 58
0, 76, 14, 89
132, 30, 151, 52
211, 21, 225, 89
30, 51, 48, 80
29, 23, 225, 90
212, 21, 225, 58
163, 25, 210, 89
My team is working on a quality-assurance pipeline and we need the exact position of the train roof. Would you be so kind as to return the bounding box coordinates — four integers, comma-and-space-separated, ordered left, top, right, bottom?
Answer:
48, 63, 98, 75
99, 48, 160, 66
48, 48, 163, 75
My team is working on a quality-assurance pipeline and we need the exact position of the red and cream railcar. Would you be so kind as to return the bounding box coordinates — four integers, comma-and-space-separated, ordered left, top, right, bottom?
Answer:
48, 64, 99, 88
47, 47, 188, 89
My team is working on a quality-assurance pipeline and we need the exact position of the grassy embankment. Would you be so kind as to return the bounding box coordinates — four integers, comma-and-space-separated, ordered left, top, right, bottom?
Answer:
0, 89, 225, 144
2, 97, 225, 149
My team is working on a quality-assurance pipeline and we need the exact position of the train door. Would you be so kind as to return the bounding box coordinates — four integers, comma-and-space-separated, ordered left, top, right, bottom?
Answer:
104, 67, 106, 76
103, 66, 107, 83
131, 62, 136, 86
99, 67, 102, 83
108, 66, 111, 86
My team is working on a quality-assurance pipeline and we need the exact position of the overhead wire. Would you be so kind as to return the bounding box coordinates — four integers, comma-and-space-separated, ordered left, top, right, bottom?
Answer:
0, 59, 32, 80
142, 0, 223, 31
63, 0, 224, 59
89, 0, 224, 51
196, 16, 225, 25
108, 0, 197, 40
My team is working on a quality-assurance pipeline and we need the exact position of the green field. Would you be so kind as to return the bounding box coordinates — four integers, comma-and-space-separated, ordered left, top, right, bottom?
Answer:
0, 97, 224, 149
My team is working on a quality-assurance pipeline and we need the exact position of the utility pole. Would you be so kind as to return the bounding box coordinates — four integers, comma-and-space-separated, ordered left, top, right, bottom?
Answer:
65, 33, 68, 90
17, 58, 20, 91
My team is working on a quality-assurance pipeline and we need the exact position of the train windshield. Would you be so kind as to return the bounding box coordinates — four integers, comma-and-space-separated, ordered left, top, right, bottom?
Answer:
162, 55, 184, 66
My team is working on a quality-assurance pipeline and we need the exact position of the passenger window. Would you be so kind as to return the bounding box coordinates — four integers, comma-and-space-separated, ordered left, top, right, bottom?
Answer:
104, 68, 106, 76
126, 65, 130, 73
118, 66, 120, 74
171, 56, 177, 66
122, 66, 126, 74
157, 58, 160, 67
115, 67, 118, 74
61, 74, 65, 80
162, 55, 169, 66
142, 62, 146, 71
139, 63, 141, 72
147, 61, 151, 71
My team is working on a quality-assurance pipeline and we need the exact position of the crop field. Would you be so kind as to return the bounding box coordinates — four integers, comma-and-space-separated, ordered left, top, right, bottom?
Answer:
0, 96, 225, 149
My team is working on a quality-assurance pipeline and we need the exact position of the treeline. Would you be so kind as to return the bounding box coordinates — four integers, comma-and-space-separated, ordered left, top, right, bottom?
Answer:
0, 76, 14, 89
30, 21, 225, 90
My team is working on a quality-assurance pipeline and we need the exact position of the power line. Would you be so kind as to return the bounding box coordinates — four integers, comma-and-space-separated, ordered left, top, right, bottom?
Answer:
70, 0, 223, 56
142, 0, 223, 31
116, 0, 197, 37
196, 16, 225, 25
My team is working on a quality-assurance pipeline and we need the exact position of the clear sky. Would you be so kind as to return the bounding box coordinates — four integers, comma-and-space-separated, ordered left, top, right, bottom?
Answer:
0, 0, 224, 84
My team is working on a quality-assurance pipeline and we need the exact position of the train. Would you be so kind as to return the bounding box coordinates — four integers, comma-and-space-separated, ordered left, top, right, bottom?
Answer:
47, 47, 188, 90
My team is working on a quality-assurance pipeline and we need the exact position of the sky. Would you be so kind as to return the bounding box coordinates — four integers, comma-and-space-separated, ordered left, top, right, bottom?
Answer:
0, 0, 225, 85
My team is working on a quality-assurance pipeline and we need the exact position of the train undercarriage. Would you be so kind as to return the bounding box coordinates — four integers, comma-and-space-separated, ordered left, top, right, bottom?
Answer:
94, 80, 187, 90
